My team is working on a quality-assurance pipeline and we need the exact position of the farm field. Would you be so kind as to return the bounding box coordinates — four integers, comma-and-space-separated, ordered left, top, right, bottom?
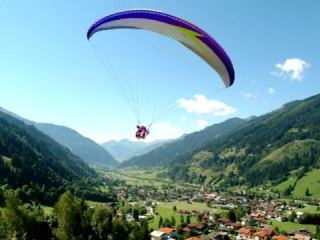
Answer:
271, 219, 317, 235
295, 205, 320, 214
149, 201, 223, 229
105, 169, 199, 189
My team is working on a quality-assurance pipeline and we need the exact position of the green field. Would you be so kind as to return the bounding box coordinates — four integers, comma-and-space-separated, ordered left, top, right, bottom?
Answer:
275, 168, 320, 198
292, 168, 320, 198
271, 219, 316, 234
295, 205, 320, 214
148, 201, 223, 229
105, 169, 199, 189
275, 176, 297, 192
149, 203, 197, 229
160, 201, 221, 214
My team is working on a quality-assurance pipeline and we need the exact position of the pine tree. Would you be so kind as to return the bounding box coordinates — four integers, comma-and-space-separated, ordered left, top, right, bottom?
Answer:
158, 216, 163, 228
305, 188, 310, 196
186, 215, 191, 224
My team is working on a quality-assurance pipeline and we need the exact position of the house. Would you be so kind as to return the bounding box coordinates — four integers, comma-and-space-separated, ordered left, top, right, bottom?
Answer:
231, 222, 242, 230
236, 227, 254, 240
150, 228, 176, 240
150, 230, 165, 240
220, 217, 231, 224
159, 227, 175, 236
182, 227, 192, 235
272, 235, 289, 240
296, 212, 304, 219
293, 233, 311, 240
253, 227, 275, 240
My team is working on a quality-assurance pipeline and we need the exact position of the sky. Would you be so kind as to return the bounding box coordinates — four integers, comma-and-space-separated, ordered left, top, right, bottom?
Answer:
0, 1, 319, 143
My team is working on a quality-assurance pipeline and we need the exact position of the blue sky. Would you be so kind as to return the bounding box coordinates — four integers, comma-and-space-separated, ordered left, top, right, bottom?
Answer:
1, 1, 319, 142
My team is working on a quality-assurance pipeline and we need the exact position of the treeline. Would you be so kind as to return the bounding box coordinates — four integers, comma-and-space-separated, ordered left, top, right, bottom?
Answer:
299, 213, 320, 225
0, 191, 150, 240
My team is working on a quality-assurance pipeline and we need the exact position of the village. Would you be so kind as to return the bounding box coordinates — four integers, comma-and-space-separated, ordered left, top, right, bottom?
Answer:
114, 185, 320, 240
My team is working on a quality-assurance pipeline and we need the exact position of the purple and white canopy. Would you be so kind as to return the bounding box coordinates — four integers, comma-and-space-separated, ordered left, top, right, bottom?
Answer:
87, 9, 234, 87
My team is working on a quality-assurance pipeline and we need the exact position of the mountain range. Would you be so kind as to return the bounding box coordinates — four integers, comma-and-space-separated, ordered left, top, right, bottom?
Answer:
0, 107, 117, 167
36, 123, 118, 166
101, 139, 169, 162
2, 93, 320, 196
120, 94, 320, 193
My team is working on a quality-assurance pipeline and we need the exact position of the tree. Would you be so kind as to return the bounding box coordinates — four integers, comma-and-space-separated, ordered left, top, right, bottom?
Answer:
305, 188, 310, 196
133, 208, 139, 222
186, 215, 191, 224
163, 218, 172, 227
158, 216, 163, 228
173, 205, 177, 212
228, 209, 236, 222
53, 192, 82, 240
171, 216, 176, 226
316, 224, 320, 239
139, 219, 150, 240
91, 206, 112, 239
0, 192, 52, 240
112, 219, 128, 240
180, 215, 185, 226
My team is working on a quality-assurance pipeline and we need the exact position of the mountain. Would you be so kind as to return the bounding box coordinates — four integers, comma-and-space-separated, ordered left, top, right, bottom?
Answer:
119, 117, 247, 168
168, 94, 320, 188
0, 110, 99, 205
0, 107, 33, 124
0, 107, 117, 167
36, 123, 118, 167
101, 139, 169, 162
120, 94, 320, 191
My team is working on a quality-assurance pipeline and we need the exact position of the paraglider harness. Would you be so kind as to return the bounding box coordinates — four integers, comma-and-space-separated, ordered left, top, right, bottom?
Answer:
136, 125, 150, 140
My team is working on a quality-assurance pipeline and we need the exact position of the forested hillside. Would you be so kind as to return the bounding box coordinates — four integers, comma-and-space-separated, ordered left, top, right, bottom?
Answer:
169, 94, 320, 188
0, 111, 113, 205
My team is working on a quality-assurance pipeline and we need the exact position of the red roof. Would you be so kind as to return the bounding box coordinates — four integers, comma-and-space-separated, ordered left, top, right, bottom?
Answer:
239, 227, 252, 235
160, 227, 175, 234
272, 235, 289, 240
254, 227, 275, 238
220, 217, 231, 223
182, 227, 191, 232
261, 227, 275, 236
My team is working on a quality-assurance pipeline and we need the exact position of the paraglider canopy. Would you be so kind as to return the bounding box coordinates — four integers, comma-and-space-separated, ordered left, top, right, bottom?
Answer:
87, 9, 234, 87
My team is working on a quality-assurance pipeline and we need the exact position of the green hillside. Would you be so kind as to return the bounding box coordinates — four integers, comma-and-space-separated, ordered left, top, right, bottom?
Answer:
292, 168, 320, 198
122, 94, 320, 191
0, 111, 113, 205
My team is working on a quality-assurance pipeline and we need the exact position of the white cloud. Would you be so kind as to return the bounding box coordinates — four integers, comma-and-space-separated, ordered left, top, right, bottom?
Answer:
275, 58, 310, 81
268, 88, 275, 94
241, 91, 255, 98
179, 116, 187, 122
178, 94, 236, 116
145, 122, 183, 142
197, 119, 208, 130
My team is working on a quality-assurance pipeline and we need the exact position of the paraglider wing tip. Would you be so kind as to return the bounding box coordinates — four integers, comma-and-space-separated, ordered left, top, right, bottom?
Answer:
87, 28, 93, 40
